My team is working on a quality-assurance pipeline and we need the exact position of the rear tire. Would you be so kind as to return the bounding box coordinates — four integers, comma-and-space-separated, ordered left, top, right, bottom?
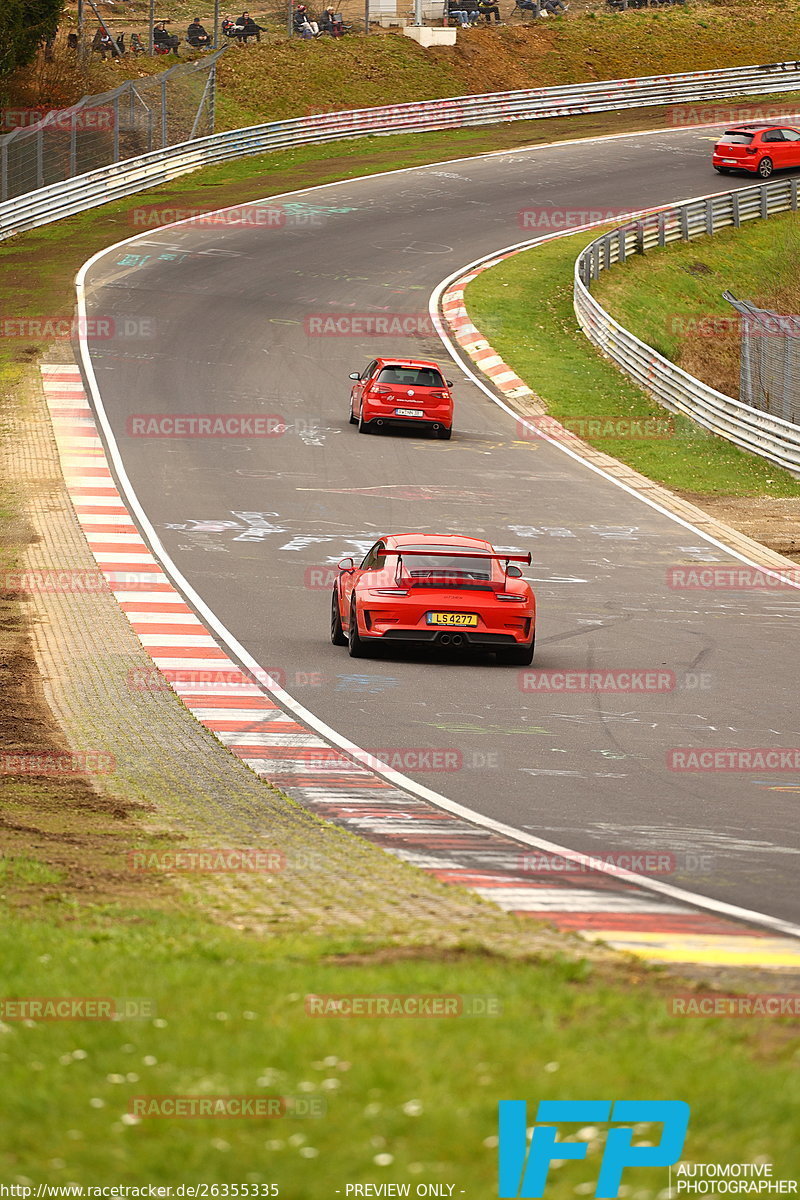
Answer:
348, 598, 373, 658
438, 425, 453, 440
331, 586, 347, 646
757, 156, 774, 179
349, 395, 357, 425
358, 410, 373, 434
496, 636, 535, 666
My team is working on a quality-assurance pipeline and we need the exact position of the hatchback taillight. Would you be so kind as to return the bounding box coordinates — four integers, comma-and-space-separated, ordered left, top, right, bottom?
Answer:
370, 385, 393, 395
744, 145, 758, 154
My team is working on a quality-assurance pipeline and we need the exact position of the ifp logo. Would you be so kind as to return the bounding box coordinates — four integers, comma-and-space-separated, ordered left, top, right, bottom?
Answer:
499, 1100, 690, 1198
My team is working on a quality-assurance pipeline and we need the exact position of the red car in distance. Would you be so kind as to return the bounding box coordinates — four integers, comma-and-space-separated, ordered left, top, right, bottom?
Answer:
331, 532, 536, 665
713, 124, 800, 178
349, 357, 454, 439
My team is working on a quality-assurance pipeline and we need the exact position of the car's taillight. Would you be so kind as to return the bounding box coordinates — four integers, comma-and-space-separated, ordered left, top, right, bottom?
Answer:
373, 588, 408, 595
370, 385, 393, 395
497, 593, 523, 601
431, 390, 448, 399
744, 145, 758, 154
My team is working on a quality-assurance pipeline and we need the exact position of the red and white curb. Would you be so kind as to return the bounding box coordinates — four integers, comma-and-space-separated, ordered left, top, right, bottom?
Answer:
41, 362, 800, 968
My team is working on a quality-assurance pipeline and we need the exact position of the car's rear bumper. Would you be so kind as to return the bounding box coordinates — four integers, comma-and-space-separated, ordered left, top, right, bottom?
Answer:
712, 155, 753, 171
375, 628, 526, 648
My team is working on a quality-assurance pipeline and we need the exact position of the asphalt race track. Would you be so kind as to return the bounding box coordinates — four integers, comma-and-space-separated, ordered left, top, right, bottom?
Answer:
78, 124, 800, 926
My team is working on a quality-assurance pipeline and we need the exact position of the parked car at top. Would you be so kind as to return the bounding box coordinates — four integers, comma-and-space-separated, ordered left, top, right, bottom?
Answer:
331, 532, 536, 665
712, 124, 800, 178
349, 357, 454, 439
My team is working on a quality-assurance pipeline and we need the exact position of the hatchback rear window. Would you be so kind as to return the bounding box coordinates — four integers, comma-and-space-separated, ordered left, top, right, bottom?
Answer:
719, 131, 754, 144
377, 366, 445, 387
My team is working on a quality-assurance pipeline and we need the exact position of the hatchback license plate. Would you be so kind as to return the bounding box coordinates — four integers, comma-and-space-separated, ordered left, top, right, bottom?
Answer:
395, 407, 424, 417
427, 612, 479, 627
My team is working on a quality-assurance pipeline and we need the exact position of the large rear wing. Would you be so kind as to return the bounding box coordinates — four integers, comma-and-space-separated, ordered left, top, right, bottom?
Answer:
376, 549, 532, 564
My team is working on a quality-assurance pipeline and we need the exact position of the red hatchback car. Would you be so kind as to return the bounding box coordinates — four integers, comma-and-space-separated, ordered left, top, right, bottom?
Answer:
331, 533, 536, 664
349, 357, 454, 439
713, 124, 800, 178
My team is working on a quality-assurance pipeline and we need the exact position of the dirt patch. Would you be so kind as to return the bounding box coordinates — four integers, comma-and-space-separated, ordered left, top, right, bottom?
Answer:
678, 493, 800, 563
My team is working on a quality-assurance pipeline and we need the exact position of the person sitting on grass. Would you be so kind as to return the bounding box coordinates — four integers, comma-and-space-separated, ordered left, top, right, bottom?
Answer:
238, 11, 265, 40
477, 0, 502, 23
447, 0, 481, 25
538, 0, 569, 13
318, 6, 344, 34
187, 17, 212, 46
294, 5, 320, 35
153, 21, 180, 51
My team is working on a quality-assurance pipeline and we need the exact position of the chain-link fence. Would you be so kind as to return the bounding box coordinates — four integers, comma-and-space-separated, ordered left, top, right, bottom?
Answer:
724, 292, 800, 426
0, 50, 223, 203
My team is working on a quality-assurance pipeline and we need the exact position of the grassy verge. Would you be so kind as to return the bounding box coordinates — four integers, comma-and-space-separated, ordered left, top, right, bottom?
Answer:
592, 211, 800, 402
464, 229, 800, 497
2, 906, 800, 1183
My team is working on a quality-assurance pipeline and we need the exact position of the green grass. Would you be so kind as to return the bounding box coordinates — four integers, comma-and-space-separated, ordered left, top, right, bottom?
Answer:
0, 855, 65, 886
1, 913, 799, 1185
464, 229, 800, 497
593, 211, 800, 403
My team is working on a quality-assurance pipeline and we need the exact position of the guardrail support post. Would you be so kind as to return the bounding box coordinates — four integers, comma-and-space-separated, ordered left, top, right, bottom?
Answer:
731, 193, 740, 228
0, 142, 7, 203
705, 199, 713, 236
680, 207, 689, 242
36, 128, 44, 190
792, 179, 799, 211
760, 187, 768, 219
161, 78, 168, 149
617, 228, 626, 264
113, 96, 120, 163
657, 213, 666, 248
69, 112, 78, 178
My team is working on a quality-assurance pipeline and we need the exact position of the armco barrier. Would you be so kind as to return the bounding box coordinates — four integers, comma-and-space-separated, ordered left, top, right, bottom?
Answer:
573, 177, 800, 476
3, 60, 800, 241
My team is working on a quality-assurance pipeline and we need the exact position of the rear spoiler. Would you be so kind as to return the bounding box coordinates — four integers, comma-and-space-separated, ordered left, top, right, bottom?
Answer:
377, 549, 531, 564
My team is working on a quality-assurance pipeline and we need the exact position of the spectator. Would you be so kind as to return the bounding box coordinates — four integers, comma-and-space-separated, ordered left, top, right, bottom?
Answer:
539, 0, 568, 12
238, 11, 265, 40
130, 31, 145, 53
294, 5, 320, 35
447, 0, 480, 25
153, 21, 180, 51
477, 0, 502, 22
187, 17, 212, 46
91, 26, 112, 58
318, 6, 346, 34
67, 31, 79, 50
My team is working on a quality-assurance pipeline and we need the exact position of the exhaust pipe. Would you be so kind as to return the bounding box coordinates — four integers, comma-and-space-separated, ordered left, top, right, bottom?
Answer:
439, 633, 451, 646
450, 633, 464, 647
376, 419, 384, 426
432, 424, 440, 431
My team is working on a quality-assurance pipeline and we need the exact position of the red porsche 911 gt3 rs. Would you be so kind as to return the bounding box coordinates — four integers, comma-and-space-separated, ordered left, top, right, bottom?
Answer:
349, 357, 454, 439
331, 533, 536, 665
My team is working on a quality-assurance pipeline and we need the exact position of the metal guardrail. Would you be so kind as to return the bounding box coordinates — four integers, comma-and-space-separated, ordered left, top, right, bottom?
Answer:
573, 177, 800, 476
3, 59, 800, 241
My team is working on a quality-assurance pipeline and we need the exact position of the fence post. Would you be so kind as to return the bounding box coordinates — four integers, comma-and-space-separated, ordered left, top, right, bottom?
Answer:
69, 111, 78, 177
36, 127, 44, 190
113, 96, 120, 162
161, 77, 168, 148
